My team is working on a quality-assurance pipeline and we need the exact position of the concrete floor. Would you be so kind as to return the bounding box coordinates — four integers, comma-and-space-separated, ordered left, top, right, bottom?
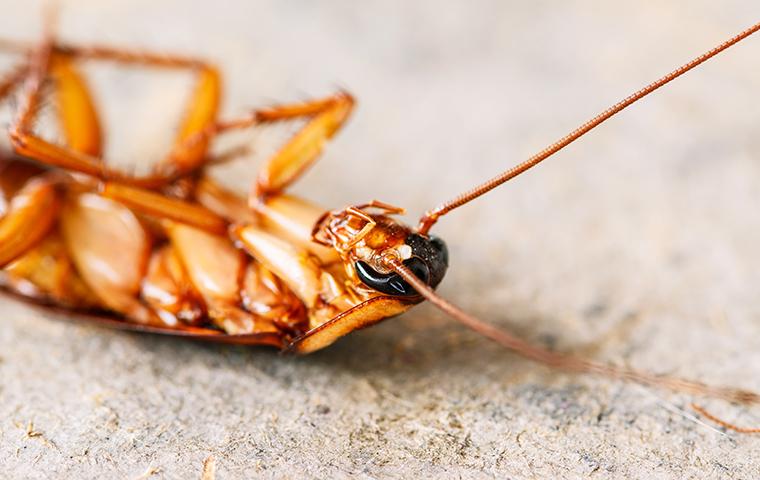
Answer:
1, 1, 759, 478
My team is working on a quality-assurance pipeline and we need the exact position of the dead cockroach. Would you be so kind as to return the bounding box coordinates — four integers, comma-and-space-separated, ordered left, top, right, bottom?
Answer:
1, 19, 759, 432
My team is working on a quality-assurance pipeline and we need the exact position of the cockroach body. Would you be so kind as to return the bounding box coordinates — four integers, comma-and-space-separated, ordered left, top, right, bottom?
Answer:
1, 18, 759, 431
0, 38, 446, 354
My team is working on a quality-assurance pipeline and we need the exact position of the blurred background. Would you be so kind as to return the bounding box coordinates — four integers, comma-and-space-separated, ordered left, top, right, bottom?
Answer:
1, 1, 759, 478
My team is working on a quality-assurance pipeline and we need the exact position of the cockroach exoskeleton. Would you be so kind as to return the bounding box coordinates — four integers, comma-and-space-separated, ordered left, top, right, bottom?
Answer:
1, 17, 760, 432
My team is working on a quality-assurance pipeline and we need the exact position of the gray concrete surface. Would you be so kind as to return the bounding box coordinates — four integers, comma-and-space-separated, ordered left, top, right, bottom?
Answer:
1, 1, 760, 478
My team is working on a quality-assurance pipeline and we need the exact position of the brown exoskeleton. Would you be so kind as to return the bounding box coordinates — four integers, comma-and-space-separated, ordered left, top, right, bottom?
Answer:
1, 18, 759, 431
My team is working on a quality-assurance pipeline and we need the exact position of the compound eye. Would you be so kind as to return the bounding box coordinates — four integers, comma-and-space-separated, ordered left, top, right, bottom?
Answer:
429, 236, 449, 268
355, 257, 430, 296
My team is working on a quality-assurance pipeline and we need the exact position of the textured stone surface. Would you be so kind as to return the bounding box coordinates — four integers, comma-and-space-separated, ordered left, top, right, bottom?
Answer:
1, 1, 759, 478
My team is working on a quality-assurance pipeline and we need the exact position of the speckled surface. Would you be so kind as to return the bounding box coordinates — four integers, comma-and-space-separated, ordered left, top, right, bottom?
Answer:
1, 1, 759, 478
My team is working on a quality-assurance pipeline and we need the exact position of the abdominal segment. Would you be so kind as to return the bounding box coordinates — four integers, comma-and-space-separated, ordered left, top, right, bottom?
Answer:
0, 160, 369, 345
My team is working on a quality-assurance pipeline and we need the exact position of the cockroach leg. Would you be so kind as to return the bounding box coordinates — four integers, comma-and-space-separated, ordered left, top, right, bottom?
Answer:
255, 194, 340, 264
195, 178, 340, 263
198, 179, 337, 262
0, 31, 32, 105
253, 91, 354, 199
194, 176, 255, 224
50, 54, 103, 157
13, 66, 344, 192
0, 177, 60, 267
54, 43, 210, 69
9, 132, 106, 178
57, 43, 222, 183
8, 35, 221, 187
195, 91, 355, 201
192, 92, 357, 261
165, 67, 220, 172
0, 61, 28, 103
8, 34, 108, 178
101, 182, 228, 235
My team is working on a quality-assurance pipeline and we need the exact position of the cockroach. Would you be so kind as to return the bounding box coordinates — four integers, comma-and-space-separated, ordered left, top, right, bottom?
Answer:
1, 19, 759, 432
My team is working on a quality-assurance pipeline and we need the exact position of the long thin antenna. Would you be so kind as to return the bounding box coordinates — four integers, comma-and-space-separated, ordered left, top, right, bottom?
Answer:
388, 259, 760, 407
691, 403, 760, 433
417, 21, 760, 235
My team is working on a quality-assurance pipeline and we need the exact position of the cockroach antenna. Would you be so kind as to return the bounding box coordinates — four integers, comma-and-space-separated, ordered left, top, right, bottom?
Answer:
406, 21, 760, 431
416, 21, 760, 235
388, 260, 760, 407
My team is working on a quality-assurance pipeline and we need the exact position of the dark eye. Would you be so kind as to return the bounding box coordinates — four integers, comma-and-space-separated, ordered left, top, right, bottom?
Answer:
405, 234, 448, 288
355, 258, 430, 296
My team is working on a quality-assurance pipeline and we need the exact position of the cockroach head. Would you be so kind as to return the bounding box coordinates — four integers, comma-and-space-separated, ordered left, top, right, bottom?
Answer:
312, 201, 448, 297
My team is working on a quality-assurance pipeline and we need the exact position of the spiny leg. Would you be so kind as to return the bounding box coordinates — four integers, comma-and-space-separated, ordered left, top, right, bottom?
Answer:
0, 33, 32, 108
54, 43, 209, 68
101, 182, 228, 235
0, 29, 78, 296
0, 61, 28, 105
138, 91, 355, 258
9, 40, 347, 192
8, 36, 108, 177
193, 175, 255, 223
253, 91, 354, 199
57, 43, 222, 182
177, 92, 355, 265
50, 55, 102, 157
193, 91, 354, 201
8, 38, 221, 187
192, 175, 339, 264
